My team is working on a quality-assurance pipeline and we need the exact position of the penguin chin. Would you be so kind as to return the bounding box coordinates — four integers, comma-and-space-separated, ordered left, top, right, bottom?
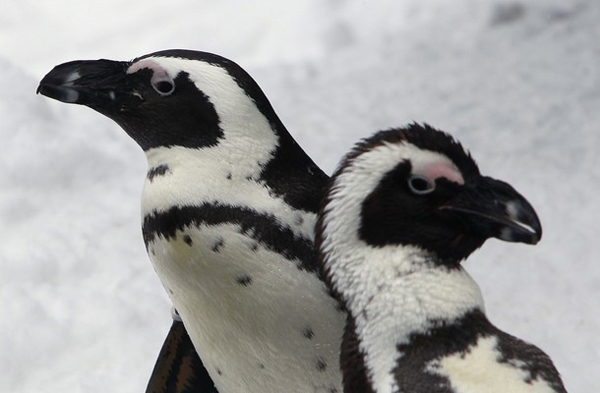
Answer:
441, 233, 486, 264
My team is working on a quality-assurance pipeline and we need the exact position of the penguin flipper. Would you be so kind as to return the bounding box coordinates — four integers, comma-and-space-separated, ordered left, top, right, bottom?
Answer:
146, 320, 218, 393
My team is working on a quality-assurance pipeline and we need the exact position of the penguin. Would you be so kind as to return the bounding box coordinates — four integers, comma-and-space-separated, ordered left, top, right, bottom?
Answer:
316, 124, 567, 393
38, 50, 345, 393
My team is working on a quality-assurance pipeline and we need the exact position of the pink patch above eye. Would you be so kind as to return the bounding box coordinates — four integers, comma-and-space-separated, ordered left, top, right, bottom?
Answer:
127, 59, 169, 79
418, 162, 464, 185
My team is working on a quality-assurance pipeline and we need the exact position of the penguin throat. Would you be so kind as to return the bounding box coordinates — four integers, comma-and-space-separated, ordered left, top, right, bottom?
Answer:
144, 123, 278, 181
323, 241, 485, 393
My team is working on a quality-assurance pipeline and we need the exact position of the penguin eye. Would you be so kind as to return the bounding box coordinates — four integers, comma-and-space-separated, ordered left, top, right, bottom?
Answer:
408, 174, 436, 195
151, 75, 175, 96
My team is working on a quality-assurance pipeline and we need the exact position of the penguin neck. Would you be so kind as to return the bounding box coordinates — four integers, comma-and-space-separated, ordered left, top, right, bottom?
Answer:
323, 238, 484, 392
142, 109, 328, 215
144, 113, 278, 177
139, 121, 325, 248
328, 243, 485, 337
139, 100, 280, 222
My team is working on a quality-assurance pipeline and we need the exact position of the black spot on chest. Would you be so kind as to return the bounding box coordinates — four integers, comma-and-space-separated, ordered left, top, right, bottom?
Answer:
236, 274, 252, 287
211, 237, 224, 252
316, 357, 328, 372
183, 234, 193, 246
303, 327, 315, 340
147, 164, 171, 182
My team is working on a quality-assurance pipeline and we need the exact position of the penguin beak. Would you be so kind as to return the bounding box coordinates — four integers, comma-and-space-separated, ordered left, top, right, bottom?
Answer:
37, 59, 135, 111
439, 176, 542, 245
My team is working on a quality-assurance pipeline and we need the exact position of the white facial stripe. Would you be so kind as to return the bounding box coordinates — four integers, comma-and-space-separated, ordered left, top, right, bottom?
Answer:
322, 141, 463, 266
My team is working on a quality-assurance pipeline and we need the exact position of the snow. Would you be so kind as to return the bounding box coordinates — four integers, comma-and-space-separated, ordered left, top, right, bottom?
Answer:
1, 0, 598, 392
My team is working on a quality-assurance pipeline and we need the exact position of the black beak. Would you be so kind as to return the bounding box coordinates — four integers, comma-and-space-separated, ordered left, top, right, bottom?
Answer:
37, 59, 132, 110
440, 176, 542, 245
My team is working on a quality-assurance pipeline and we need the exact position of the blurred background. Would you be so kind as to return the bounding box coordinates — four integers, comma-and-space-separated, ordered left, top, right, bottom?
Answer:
1, 0, 598, 391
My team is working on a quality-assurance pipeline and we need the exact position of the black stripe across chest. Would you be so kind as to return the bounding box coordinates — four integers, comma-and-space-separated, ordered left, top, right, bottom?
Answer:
142, 203, 319, 273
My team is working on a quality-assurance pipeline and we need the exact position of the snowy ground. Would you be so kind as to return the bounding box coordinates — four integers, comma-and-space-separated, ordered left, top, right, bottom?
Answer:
1, 0, 598, 392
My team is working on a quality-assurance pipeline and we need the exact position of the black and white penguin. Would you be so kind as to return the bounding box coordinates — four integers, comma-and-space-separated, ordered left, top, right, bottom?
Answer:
38, 50, 345, 393
316, 124, 567, 393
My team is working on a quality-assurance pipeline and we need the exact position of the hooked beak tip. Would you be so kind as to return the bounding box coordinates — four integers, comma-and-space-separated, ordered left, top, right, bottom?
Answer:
38, 64, 83, 102
37, 83, 81, 103
497, 200, 542, 245
439, 197, 542, 246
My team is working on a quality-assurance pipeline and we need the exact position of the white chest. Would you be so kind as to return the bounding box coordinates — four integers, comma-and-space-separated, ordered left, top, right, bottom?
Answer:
355, 267, 485, 393
324, 240, 485, 393
141, 147, 344, 393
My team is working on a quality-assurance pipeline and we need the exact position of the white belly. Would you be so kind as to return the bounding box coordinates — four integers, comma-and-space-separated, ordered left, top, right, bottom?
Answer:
148, 221, 345, 393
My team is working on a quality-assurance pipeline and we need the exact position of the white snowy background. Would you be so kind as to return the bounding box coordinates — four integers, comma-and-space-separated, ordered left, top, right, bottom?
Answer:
1, 0, 598, 392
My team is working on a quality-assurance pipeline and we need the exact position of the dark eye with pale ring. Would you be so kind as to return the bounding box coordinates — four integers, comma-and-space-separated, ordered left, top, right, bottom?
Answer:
150, 73, 175, 97
408, 174, 436, 195
152, 79, 175, 96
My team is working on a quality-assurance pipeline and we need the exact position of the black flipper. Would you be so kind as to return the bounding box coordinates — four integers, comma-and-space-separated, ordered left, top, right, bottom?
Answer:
146, 320, 218, 393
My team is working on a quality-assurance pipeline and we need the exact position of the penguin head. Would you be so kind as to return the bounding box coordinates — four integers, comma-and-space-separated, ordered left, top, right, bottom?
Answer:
318, 123, 542, 266
38, 50, 282, 151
